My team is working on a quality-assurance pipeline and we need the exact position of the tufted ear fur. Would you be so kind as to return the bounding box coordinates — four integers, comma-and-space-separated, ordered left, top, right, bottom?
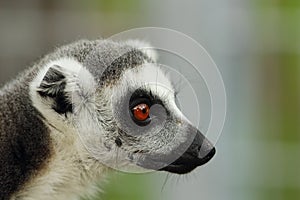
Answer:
37, 65, 73, 115
31, 58, 96, 118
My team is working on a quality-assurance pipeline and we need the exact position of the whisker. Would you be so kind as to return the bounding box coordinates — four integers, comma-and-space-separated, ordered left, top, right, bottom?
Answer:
161, 173, 171, 193
175, 175, 181, 186
115, 146, 119, 169
173, 78, 200, 95
156, 67, 158, 94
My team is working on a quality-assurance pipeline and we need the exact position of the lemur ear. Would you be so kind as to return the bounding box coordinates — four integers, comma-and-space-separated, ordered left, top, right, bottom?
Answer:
37, 65, 73, 115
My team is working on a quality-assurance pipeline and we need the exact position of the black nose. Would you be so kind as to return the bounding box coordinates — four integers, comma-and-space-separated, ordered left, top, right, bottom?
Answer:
197, 130, 216, 157
198, 146, 216, 165
187, 128, 216, 165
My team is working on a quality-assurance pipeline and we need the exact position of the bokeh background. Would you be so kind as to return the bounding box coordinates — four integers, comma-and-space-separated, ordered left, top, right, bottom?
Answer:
1, 0, 300, 200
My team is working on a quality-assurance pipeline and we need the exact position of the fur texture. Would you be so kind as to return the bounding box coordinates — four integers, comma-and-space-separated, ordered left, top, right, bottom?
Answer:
0, 39, 215, 200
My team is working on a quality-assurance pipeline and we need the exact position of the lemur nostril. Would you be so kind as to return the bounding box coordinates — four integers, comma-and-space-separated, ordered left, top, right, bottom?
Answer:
197, 146, 201, 151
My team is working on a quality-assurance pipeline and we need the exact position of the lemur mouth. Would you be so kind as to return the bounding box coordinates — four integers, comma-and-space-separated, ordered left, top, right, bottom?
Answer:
159, 147, 216, 174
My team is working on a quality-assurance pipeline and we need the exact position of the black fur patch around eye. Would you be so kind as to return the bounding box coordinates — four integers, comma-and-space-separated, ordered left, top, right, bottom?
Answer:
129, 89, 163, 108
37, 66, 73, 115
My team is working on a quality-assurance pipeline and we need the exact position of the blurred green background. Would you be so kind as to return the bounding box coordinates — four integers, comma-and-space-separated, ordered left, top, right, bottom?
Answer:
1, 0, 300, 199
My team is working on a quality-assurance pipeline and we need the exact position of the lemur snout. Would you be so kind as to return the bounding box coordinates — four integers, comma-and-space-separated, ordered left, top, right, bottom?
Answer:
159, 125, 216, 174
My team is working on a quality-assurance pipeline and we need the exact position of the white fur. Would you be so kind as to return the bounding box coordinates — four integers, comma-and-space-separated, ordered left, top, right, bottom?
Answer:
12, 128, 107, 200
24, 58, 105, 200
114, 63, 174, 101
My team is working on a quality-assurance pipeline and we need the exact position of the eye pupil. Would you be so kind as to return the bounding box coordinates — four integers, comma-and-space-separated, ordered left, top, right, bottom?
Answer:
132, 103, 150, 121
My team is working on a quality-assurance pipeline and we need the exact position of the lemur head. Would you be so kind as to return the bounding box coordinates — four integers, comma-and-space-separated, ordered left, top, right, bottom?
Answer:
30, 39, 215, 174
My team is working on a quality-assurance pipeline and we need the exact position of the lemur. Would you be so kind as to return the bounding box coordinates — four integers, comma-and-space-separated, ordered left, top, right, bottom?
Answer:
0, 39, 216, 200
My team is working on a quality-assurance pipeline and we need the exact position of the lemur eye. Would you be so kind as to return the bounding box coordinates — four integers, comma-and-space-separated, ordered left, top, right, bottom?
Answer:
129, 89, 162, 126
132, 103, 150, 121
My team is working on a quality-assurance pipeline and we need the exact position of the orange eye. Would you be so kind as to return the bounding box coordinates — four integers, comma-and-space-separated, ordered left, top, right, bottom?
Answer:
132, 103, 150, 121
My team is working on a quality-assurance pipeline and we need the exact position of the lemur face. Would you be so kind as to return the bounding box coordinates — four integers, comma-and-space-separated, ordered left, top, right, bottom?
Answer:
105, 63, 216, 174
30, 40, 215, 175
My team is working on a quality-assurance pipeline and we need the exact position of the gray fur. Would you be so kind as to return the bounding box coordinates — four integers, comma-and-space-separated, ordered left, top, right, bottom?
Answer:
0, 39, 215, 200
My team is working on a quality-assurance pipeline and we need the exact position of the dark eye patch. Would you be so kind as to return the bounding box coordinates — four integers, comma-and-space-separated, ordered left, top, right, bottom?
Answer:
129, 89, 163, 109
129, 89, 166, 127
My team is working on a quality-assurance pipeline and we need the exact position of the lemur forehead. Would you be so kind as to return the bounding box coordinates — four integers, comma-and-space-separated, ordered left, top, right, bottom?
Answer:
124, 40, 158, 62
82, 40, 156, 87
117, 63, 174, 98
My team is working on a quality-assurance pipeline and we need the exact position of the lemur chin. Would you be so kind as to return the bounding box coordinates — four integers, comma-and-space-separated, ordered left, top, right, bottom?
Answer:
0, 39, 215, 200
